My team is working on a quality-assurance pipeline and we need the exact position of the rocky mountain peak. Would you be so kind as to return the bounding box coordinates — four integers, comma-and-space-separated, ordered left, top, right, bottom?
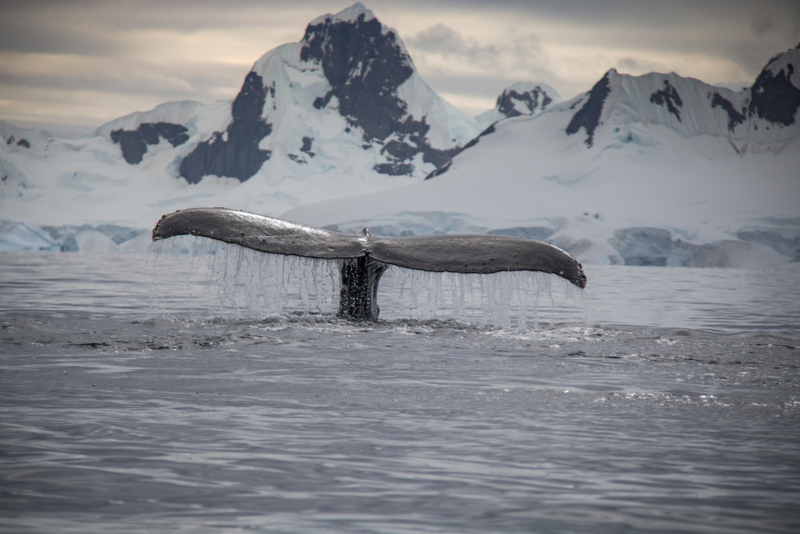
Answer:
300, 4, 415, 142
475, 82, 562, 130
749, 46, 800, 126
565, 71, 613, 147
496, 82, 560, 119
166, 3, 477, 184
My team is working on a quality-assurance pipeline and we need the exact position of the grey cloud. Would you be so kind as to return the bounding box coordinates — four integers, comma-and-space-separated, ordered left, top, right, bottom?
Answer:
616, 57, 668, 74
0, 1, 120, 56
750, 16, 775, 37
408, 24, 545, 73
420, 0, 800, 25
726, 42, 785, 80
0, 73, 192, 100
0, 60, 248, 101
725, 8, 800, 78
508, 34, 544, 69
405, 0, 799, 79
0, 0, 326, 55
2, 0, 799, 131
0, 24, 122, 57
408, 24, 500, 65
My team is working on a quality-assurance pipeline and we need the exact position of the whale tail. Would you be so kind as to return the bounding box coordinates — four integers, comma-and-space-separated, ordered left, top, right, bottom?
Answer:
152, 208, 586, 320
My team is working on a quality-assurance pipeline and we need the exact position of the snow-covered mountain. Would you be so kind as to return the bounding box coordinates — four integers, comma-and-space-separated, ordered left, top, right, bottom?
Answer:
283, 45, 800, 268
2, 4, 798, 267
0, 3, 479, 236
416, 82, 563, 181
475, 82, 561, 131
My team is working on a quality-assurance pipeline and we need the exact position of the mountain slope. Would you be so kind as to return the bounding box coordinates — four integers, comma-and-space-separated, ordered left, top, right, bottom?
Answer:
282, 45, 800, 268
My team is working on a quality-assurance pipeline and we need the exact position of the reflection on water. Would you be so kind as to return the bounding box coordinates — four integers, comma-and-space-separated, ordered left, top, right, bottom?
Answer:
1, 249, 799, 534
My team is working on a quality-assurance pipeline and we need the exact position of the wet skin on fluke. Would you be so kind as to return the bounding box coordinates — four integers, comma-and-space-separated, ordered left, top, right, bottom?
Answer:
152, 208, 587, 321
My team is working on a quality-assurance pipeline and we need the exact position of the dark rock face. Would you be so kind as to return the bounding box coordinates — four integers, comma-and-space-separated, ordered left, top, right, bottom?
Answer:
110, 123, 189, 164
749, 61, 800, 126
374, 162, 414, 176
424, 124, 496, 180
179, 72, 273, 184
424, 160, 451, 180
566, 72, 612, 147
649, 80, 683, 122
301, 13, 412, 142
710, 93, 746, 131
300, 13, 455, 176
4, 135, 30, 148
300, 136, 315, 157
496, 87, 553, 118
288, 137, 316, 164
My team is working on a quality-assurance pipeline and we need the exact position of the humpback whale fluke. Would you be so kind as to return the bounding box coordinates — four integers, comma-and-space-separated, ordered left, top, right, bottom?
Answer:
152, 208, 586, 320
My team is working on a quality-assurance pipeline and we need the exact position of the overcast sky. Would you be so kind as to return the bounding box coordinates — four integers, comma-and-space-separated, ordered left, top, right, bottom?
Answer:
1, 0, 798, 137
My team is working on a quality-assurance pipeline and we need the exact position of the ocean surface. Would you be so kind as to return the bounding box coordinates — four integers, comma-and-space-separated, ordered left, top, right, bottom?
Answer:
1, 245, 799, 533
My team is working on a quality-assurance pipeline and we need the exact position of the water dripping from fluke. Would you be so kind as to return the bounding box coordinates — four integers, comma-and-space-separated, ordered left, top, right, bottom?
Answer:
151, 208, 587, 322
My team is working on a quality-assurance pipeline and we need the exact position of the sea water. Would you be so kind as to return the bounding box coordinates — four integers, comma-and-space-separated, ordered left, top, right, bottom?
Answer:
1, 246, 799, 533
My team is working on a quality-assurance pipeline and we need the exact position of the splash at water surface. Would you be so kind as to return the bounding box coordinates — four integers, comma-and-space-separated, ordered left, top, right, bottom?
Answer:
146, 236, 586, 328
